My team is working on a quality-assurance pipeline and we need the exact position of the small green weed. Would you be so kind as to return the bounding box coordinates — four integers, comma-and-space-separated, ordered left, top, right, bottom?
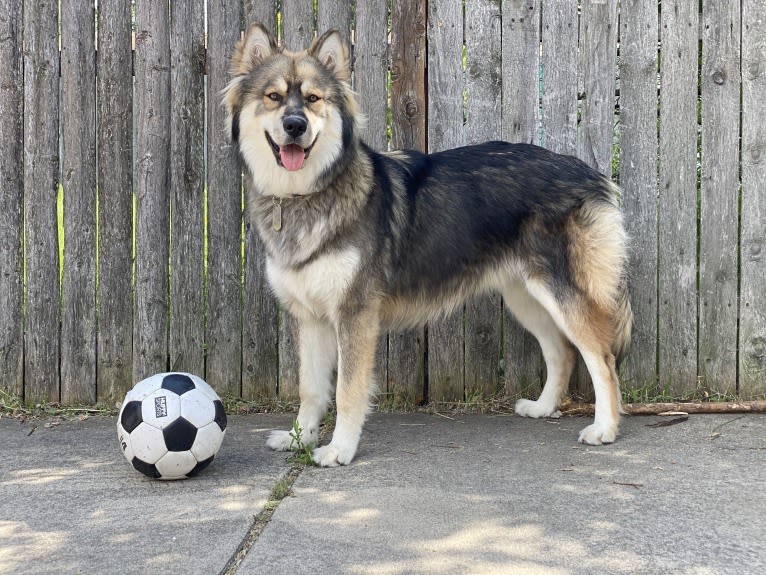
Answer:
288, 420, 317, 466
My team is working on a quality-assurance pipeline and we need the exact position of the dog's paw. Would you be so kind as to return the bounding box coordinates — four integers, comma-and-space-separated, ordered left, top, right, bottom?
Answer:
312, 443, 355, 467
578, 422, 618, 445
514, 398, 561, 419
266, 430, 294, 452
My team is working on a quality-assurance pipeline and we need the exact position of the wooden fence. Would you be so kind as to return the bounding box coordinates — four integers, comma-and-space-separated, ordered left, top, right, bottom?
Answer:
1, 0, 765, 406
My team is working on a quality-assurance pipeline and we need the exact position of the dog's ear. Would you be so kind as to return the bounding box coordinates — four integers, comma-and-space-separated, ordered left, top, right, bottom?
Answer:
230, 23, 278, 76
309, 30, 350, 82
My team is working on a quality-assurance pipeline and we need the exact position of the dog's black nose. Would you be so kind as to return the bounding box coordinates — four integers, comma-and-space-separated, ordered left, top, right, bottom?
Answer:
283, 115, 307, 138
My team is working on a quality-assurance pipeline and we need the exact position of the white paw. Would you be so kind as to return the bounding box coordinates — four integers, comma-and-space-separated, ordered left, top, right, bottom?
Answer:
312, 443, 356, 467
515, 398, 561, 419
266, 430, 294, 452
578, 422, 618, 445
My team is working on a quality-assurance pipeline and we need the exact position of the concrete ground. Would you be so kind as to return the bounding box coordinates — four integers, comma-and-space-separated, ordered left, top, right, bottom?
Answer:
1, 411, 764, 574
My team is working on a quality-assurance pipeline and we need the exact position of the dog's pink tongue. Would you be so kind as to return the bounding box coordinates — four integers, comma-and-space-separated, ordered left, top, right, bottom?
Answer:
280, 144, 305, 171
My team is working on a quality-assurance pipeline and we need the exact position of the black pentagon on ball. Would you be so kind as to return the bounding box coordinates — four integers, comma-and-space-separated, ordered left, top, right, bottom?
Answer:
120, 401, 143, 433
132, 457, 162, 479
213, 400, 227, 431
161, 373, 196, 396
187, 455, 215, 478
163, 417, 198, 451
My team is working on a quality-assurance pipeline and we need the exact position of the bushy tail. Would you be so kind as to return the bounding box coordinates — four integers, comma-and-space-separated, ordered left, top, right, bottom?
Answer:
612, 274, 633, 369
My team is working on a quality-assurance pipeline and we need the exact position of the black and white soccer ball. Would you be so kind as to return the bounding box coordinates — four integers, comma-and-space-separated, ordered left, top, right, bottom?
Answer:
117, 372, 227, 480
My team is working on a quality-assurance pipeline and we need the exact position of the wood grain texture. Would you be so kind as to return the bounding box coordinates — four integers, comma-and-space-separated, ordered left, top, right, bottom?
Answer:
388, 0, 427, 403
426, 0, 465, 403
500, 0, 544, 399
698, 1, 741, 393
60, 1, 97, 404
169, 0, 206, 378
23, 0, 60, 403
739, 0, 766, 397
0, 0, 23, 398
207, 0, 244, 397
96, 0, 133, 401
657, 0, 699, 395
133, 2, 171, 382
354, 0, 391, 396
618, 0, 659, 390
465, 0, 503, 399
242, 0, 279, 400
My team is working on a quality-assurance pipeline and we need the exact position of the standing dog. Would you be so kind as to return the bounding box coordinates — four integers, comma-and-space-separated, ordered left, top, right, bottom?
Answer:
223, 24, 632, 467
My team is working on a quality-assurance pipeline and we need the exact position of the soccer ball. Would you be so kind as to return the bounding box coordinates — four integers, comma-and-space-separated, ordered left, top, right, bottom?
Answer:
117, 372, 227, 480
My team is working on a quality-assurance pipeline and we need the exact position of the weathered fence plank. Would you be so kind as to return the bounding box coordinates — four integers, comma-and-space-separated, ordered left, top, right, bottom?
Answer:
354, 0, 391, 398
698, 1, 741, 393
388, 0, 427, 404
133, 2, 171, 382
0, 0, 23, 399
657, 0, 699, 395
740, 0, 766, 398
60, 2, 97, 404
242, 2, 279, 400
22, 0, 60, 403
207, 1, 244, 398
501, 0, 544, 399
465, 0, 503, 399
618, 0, 659, 391
317, 1, 352, 44
169, 0, 206, 378
96, 0, 133, 402
427, 0, 465, 403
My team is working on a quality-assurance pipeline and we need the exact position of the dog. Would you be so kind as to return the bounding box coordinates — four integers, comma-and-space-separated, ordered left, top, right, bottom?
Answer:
223, 24, 633, 467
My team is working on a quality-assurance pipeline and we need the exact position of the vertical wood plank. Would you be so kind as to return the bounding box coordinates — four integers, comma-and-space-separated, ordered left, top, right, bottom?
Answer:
501, 0, 544, 399
354, 0, 390, 399
207, 0, 244, 397
657, 0, 699, 395
618, 0, 659, 391
242, 2, 279, 400
389, 0, 427, 404
23, 0, 60, 403
571, 0, 618, 400
134, 2, 171, 382
60, 1, 97, 404
96, 0, 133, 401
578, 0, 618, 177
426, 0, 464, 404
465, 0, 503, 400
739, 0, 766, 398
501, 0, 540, 144
0, 0, 24, 399
540, 1, 578, 155
698, 1, 741, 393
169, 0, 205, 377
282, 0, 315, 48
317, 1, 352, 43
244, 0, 277, 31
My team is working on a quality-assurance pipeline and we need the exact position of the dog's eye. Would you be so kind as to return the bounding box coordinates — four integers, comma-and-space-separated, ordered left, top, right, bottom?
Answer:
306, 94, 321, 103
266, 92, 282, 102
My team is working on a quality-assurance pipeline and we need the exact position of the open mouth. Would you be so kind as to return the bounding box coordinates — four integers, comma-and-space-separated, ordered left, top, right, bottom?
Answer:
265, 132, 317, 172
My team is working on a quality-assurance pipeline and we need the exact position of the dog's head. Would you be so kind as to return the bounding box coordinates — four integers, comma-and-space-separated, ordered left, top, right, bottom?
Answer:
223, 24, 360, 196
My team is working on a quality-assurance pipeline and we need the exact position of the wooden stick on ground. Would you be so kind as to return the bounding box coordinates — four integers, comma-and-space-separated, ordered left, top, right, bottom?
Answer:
559, 400, 766, 416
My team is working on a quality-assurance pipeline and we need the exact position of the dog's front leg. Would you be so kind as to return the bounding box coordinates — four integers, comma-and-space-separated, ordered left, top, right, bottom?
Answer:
267, 315, 337, 452
312, 307, 379, 467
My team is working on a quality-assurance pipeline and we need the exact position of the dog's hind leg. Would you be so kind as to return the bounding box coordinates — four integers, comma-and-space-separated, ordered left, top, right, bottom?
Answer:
312, 306, 380, 467
524, 280, 622, 445
503, 282, 576, 419
266, 315, 337, 452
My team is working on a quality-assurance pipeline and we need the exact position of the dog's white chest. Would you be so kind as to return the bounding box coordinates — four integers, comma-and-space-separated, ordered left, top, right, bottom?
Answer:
267, 247, 361, 321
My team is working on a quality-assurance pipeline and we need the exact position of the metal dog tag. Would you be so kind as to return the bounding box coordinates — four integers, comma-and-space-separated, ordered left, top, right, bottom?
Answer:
272, 198, 283, 231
